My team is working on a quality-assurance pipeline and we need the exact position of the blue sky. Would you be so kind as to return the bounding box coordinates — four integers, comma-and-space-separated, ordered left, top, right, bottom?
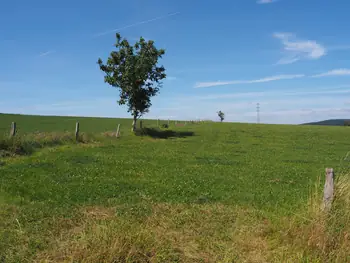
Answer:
1, 0, 350, 124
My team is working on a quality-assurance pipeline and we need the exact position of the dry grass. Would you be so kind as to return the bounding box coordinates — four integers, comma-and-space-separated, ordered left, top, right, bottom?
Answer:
34, 204, 272, 263
0, 131, 119, 157
0, 132, 92, 157
270, 173, 350, 262
33, 174, 350, 263
102, 131, 119, 138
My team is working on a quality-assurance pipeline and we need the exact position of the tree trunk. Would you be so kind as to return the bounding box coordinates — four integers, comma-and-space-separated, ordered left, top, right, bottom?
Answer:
132, 114, 137, 132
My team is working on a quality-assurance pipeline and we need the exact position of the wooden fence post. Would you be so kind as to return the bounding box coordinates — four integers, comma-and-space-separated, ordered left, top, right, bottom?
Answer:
75, 122, 80, 141
140, 120, 143, 129
10, 122, 16, 137
323, 168, 334, 211
116, 124, 120, 137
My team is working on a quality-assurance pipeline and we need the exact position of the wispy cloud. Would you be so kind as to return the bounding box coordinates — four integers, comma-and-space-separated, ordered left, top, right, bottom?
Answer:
93, 12, 180, 38
312, 69, 350, 78
39, 50, 56, 57
244, 107, 350, 119
191, 86, 350, 101
166, 76, 177, 81
274, 32, 326, 64
195, 67, 350, 89
161, 93, 350, 123
4, 89, 350, 124
194, 74, 305, 88
257, 0, 278, 4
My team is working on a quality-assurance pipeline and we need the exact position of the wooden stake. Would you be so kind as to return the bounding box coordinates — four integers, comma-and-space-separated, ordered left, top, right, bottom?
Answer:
323, 168, 334, 211
75, 122, 80, 141
10, 122, 16, 137
116, 124, 120, 137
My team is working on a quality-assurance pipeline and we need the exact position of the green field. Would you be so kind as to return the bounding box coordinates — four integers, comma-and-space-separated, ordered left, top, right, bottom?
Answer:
0, 113, 162, 135
1, 113, 350, 262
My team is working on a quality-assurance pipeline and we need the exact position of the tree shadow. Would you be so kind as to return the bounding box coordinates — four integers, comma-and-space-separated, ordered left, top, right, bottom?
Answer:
136, 128, 195, 139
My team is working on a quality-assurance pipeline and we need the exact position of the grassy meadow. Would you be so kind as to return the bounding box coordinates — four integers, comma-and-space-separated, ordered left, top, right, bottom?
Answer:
1, 113, 350, 262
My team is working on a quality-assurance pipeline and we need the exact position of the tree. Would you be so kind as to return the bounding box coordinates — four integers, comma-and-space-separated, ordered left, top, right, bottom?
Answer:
97, 33, 166, 132
217, 111, 225, 122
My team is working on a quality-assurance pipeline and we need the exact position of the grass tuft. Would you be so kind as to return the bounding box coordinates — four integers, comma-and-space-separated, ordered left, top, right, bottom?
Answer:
0, 132, 93, 157
35, 204, 268, 263
270, 172, 350, 262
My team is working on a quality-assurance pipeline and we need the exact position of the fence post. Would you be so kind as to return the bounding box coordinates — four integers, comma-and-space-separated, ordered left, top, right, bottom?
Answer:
323, 168, 334, 211
116, 124, 120, 137
10, 122, 16, 137
140, 120, 143, 129
75, 122, 80, 141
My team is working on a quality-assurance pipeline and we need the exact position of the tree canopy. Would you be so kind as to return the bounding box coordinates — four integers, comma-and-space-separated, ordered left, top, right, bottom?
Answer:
217, 111, 225, 122
97, 33, 166, 131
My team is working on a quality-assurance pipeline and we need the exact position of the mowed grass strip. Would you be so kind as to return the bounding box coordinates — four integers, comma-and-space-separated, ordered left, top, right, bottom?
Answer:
1, 113, 350, 262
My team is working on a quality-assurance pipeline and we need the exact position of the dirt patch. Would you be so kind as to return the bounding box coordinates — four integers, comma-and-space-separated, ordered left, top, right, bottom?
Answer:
81, 206, 116, 220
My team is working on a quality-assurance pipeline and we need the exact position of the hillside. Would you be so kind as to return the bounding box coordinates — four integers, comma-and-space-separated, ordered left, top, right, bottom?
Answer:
1, 113, 350, 262
302, 119, 350, 126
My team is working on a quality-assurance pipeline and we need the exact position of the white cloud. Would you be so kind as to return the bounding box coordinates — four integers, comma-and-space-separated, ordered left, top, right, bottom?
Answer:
274, 32, 326, 64
194, 74, 305, 88
257, 0, 277, 4
312, 69, 350, 78
39, 50, 56, 57
93, 12, 180, 37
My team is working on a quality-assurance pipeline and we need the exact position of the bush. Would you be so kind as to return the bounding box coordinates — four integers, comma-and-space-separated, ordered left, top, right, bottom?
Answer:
161, 124, 169, 129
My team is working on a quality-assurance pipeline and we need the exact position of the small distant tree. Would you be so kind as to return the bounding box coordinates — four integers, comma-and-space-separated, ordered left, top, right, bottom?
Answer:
344, 120, 350, 126
97, 33, 166, 132
217, 110, 225, 122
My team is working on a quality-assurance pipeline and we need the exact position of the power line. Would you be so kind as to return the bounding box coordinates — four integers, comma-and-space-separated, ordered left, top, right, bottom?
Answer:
257, 103, 260, 124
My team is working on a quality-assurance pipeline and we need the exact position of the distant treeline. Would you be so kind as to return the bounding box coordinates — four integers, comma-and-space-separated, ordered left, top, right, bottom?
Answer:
302, 119, 350, 126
